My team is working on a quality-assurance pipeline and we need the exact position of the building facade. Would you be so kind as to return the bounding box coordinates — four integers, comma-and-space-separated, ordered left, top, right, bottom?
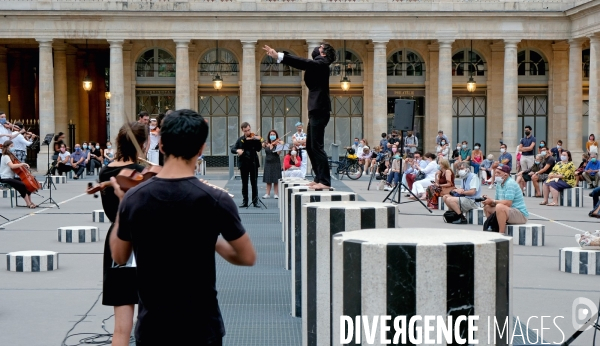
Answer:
0, 0, 598, 169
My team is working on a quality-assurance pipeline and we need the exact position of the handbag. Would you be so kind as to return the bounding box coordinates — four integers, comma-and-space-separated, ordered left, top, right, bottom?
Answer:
416, 171, 426, 181
483, 212, 499, 232
443, 210, 461, 223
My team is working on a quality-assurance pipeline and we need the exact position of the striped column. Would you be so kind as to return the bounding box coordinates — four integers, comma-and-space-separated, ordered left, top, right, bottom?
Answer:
559, 187, 584, 207
290, 191, 357, 317
525, 180, 543, 197
465, 208, 486, 225
6, 251, 58, 272
57, 226, 99, 243
559, 247, 600, 275
1, 189, 15, 199
50, 176, 67, 184
278, 177, 308, 211
279, 180, 311, 230
506, 224, 545, 246
284, 185, 334, 251
302, 202, 398, 346
332, 228, 512, 345
92, 210, 107, 223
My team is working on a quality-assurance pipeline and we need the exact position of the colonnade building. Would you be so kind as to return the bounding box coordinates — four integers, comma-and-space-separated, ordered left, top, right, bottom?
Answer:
0, 0, 599, 169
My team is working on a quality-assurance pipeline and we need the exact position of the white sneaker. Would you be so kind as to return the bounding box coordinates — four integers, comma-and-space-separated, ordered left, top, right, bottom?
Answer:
263, 194, 270, 199
274, 195, 279, 199
384, 186, 392, 191
488, 183, 494, 189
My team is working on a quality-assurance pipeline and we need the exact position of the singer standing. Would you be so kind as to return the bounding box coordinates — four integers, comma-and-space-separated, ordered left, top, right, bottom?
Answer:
263, 42, 336, 189
231, 122, 263, 208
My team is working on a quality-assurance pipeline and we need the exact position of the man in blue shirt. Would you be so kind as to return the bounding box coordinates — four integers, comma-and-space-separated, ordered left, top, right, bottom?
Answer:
70, 144, 86, 179
482, 165, 529, 234
583, 153, 600, 188
518, 125, 536, 171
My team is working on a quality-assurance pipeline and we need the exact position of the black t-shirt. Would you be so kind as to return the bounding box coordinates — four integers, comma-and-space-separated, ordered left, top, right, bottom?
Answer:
90, 148, 102, 161
117, 176, 246, 344
98, 163, 145, 222
542, 156, 556, 173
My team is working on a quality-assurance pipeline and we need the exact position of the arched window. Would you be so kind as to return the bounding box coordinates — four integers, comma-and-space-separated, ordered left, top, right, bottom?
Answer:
199, 48, 239, 77
330, 49, 362, 78
387, 49, 425, 77
260, 51, 300, 77
452, 49, 486, 77
583, 48, 590, 78
517, 49, 547, 76
136, 48, 176, 79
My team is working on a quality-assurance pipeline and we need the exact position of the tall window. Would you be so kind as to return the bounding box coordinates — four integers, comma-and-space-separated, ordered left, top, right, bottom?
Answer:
199, 48, 239, 77
199, 95, 239, 159
136, 90, 175, 115
260, 95, 302, 145
136, 48, 176, 80
452, 49, 486, 77
517, 95, 548, 144
387, 49, 425, 77
330, 50, 362, 78
261, 51, 300, 77
583, 100, 590, 150
452, 96, 487, 154
326, 95, 363, 155
518, 49, 548, 76
583, 48, 591, 79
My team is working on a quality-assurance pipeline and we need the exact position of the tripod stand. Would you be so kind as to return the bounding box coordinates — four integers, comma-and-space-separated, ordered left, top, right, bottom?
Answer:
247, 163, 267, 210
382, 130, 432, 213
39, 134, 59, 209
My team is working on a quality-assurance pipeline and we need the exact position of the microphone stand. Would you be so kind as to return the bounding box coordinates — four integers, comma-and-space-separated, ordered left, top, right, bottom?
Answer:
39, 134, 59, 209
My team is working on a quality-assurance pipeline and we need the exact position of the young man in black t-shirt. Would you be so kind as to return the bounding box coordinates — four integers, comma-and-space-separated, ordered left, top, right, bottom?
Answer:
110, 109, 256, 346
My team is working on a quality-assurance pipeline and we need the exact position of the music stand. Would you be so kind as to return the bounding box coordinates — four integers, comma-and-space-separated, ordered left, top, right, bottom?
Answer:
39, 133, 59, 209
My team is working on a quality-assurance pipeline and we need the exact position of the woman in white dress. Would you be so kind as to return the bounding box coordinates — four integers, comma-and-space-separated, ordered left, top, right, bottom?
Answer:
409, 152, 438, 200
147, 118, 160, 164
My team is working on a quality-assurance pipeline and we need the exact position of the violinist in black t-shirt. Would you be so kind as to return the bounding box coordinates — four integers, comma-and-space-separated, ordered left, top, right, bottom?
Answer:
231, 122, 263, 208
110, 109, 256, 346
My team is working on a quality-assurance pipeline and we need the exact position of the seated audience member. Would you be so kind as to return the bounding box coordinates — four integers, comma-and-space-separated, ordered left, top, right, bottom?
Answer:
384, 150, 402, 191
538, 141, 547, 154
379, 133, 388, 152
358, 146, 372, 175
470, 143, 483, 174
480, 154, 494, 185
515, 154, 544, 194
409, 153, 438, 200
436, 139, 449, 162
588, 187, 600, 218
456, 141, 472, 164
582, 153, 600, 188
451, 144, 460, 165
530, 148, 555, 197
70, 144, 86, 179
488, 143, 513, 189
436, 130, 449, 147
540, 150, 575, 206
550, 140, 564, 161
404, 151, 427, 191
442, 162, 482, 224
0, 140, 37, 208
575, 153, 589, 188
481, 165, 529, 234
283, 145, 303, 178
587, 134, 598, 155
56, 143, 72, 176
425, 159, 455, 209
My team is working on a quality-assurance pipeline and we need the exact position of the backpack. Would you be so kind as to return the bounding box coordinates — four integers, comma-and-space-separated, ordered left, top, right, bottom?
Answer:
483, 212, 499, 232
443, 210, 461, 223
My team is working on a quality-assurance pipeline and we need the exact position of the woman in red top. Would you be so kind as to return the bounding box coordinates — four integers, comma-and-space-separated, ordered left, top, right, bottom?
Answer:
283, 145, 303, 178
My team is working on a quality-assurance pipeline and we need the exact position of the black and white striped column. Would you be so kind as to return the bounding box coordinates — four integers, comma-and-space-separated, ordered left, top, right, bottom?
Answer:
6, 250, 59, 272
302, 202, 398, 346
525, 181, 543, 197
92, 210, 107, 223
279, 180, 311, 229
283, 185, 334, 248
465, 208, 486, 225
559, 187, 584, 207
331, 228, 512, 345
290, 191, 357, 317
50, 176, 67, 184
1, 188, 15, 199
506, 224, 545, 246
278, 177, 308, 211
57, 226, 99, 243
559, 247, 600, 275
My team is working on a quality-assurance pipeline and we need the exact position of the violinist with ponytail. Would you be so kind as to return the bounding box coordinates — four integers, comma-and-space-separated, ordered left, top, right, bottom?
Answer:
262, 129, 282, 199
0, 140, 37, 208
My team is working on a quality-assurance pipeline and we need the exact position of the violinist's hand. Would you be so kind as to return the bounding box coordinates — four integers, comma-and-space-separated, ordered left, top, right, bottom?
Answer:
254, 135, 262, 140
110, 177, 125, 201
236, 149, 244, 156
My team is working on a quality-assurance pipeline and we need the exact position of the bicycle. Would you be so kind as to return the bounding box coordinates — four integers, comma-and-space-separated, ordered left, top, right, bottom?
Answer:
311, 148, 363, 180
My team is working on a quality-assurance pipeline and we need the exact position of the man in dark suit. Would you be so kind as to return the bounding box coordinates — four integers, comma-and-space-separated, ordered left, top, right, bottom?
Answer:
263, 42, 336, 189
231, 122, 263, 207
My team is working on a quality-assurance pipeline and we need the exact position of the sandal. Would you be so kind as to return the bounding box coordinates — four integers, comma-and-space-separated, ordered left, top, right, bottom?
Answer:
534, 195, 543, 198
27, 204, 37, 209
539, 201, 547, 205
546, 203, 558, 206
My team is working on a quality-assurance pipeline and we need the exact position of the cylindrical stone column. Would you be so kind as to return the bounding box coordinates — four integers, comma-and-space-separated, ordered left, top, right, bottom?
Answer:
53, 42, 68, 144
560, 247, 600, 275
437, 39, 454, 143
302, 202, 398, 346
503, 40, 520, 158
109, 40, 125, 143
37, 39, 56, 171
175, 39, 190, 109
57, 226, 99, 243
241, 41, 257, 127
0, 46, 8, 114
589, 34, 600, 141
7, 250, 59, 272
278, 178, 309, 224
332, 228, 512, 345
372, 41, 388, 140
567, 38, 584, 154
92, 210, 107, 223
290, 191, 356, 317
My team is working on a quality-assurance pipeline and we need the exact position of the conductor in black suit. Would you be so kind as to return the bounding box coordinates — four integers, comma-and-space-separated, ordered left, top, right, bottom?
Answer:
231, 122, 263, 208
263, 42, 336, 189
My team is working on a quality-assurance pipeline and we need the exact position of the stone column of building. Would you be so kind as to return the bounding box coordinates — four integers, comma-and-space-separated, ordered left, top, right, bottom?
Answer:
53, 41, 68, 144
66, 46, 80, 143
427, 43, 439, 150
502, 39, 520, 156
175, 39, 190, 110
567, 38, 584, 154
303, 41, 321, 127
109, 40, 125, 143
122, 41, 134, 122
37, 38, 55, 171
487, 41, 505, 157
188, 43, 197, 112
437, 39, 453, 143
589, 34, 600, 140
0, 46, 8, 114
372, 41, 388, 141
551, 41, 569, 146
241, 41, 257, 128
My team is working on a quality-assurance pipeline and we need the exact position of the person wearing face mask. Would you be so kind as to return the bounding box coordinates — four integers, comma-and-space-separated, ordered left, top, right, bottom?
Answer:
488, 143, 513, 189
359, 146, 373, 175
442, 162, 481, 223
404, 131, 418, 155
481, 165, 529, 233
292, 122, 308, 176
104, 141, 115, 166
540, 150, 575, 206
451, 144, 461, 166
0, 140, 37, 208
470, 143, 483, 174
379, 133, 388, 152
574, 153, 589, 188
436, 130, 449, 147
403, 152, 426, 192
518, 125, 536, 172
436, 138, 449, 162
56, 143, 72, 176
538, 141, 547, 154
582, 153, 600, 188
408, 153, 438, 200
550, 140, 564, 161
87, 141, 103, 175
425, 159, 455, 209
283, 145, 303, 178
147, 118, 160, 164
529, 147, 555, 197
515, 154, 544, 194
587, 134, 598, 155
70, 144, 86, 179
456, 141, 471, 165
480, 154, 494, 185
9, 121, 33, 163
383, 150, 402, 191
262, 130, 283, 198
263, 42, 336, 190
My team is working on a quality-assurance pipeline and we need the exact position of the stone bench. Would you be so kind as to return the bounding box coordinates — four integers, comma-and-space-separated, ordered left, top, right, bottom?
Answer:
301, 202, 398, 344
289, 191, 356, 317
506, 223, 545, 246
559, 187, 584, 207
331, 228, 511, 345
57, 226, 99, 243
6, 250, 58, 272
465, 208, 486, 225
559, 247, 600, 275
92, 210, 107, 223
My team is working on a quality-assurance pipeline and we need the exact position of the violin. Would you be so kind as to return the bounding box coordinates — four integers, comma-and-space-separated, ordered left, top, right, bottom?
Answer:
7, 152, 41, 194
